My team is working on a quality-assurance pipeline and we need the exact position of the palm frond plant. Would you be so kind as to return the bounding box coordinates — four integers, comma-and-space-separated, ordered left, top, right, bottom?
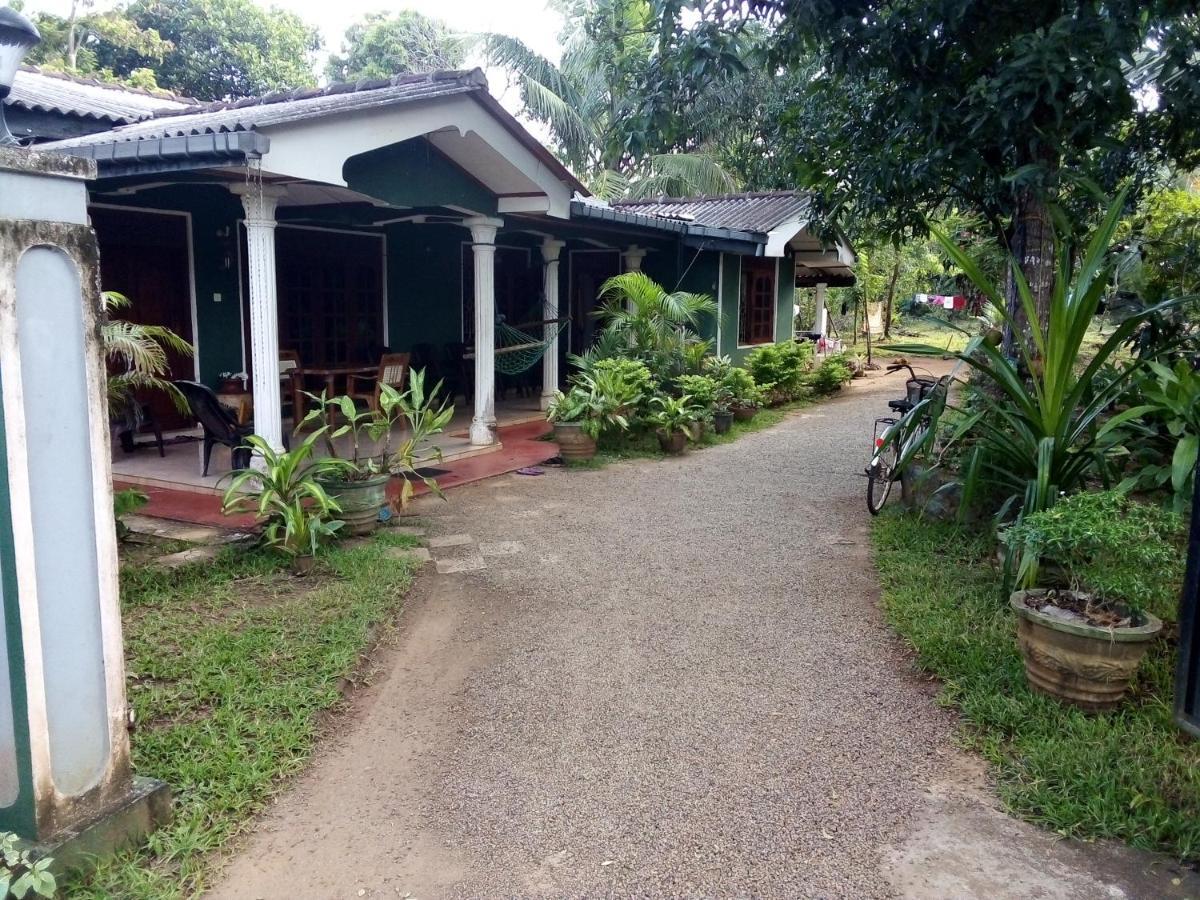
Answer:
905, 190, 1183, 520
102, 290, 193, 417
479, 2, 740, 200
590, 272, 716, 383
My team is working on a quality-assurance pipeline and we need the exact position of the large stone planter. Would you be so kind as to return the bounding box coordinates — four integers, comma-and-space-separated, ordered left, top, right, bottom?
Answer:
317, 473, 390, 536
553, 422, 596, 461
1010, 589, 1163, 712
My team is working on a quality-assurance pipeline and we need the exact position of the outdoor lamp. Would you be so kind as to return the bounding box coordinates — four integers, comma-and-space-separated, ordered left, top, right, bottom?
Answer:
0, 6, 40, 147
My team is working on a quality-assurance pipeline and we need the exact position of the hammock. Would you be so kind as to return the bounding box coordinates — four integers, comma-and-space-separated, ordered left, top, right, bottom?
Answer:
464, 304, 570, 375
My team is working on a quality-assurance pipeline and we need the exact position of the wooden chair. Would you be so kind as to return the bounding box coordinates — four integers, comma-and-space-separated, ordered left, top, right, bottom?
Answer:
348, 352, 411, 411
279, 350, 304, 421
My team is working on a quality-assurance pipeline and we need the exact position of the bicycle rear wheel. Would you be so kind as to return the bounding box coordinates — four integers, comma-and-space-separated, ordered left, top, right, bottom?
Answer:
866, 442, 898, 515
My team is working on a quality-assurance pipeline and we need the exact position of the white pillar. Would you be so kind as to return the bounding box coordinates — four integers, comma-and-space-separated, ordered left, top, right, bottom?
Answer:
814, 281, 828, 339
540, 239, 565, 410
230, 183, 287, 456
465, 216, 503, 446
622, 244, 647, 272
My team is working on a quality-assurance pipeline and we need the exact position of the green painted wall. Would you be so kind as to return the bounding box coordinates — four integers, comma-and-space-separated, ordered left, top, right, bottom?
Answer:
675, 248, 720, 344
385, 222, 463, 351
90, 184, 245, 386
0, 364, 36, 838
345, 139, 497, 216
718, 252, 741, 360
776, 250, 796, 344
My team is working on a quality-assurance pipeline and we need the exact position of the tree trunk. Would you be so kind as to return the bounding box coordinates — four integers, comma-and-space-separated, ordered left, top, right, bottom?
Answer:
1003, 187, 1056, 358
883, 256, 901, 339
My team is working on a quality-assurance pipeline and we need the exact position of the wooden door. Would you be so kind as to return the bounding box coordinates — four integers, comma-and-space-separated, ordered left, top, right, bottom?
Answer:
272, 228, 385, 369
739, 257, 777, 345
91, 206, 195, 430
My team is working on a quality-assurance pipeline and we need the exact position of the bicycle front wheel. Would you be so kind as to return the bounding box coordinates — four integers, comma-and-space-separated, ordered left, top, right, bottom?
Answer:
866, 442, 898, 515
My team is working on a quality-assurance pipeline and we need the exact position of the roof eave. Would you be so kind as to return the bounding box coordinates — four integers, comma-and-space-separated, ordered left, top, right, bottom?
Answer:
48, 131, 269, 177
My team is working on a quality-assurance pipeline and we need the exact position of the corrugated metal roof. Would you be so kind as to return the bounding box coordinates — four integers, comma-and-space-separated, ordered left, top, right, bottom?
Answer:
43, 70, 488, 149
613, 191, 811, 234
6, 67, 191, 124
569, 198, 765, 251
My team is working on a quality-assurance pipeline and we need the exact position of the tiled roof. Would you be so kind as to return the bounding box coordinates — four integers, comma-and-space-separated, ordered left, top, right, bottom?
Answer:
43, 70, 488, 149
6, 67, 192, 124
613, 191, 811, 234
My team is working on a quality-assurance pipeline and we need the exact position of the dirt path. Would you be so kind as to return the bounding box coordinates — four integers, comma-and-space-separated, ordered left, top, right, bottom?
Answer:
208, 367, 1197, 899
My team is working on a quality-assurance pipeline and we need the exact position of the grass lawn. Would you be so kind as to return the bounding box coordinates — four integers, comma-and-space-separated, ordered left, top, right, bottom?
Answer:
70, 530, 422, 899
871, 512, 1200, 862
568, 395, 820, 468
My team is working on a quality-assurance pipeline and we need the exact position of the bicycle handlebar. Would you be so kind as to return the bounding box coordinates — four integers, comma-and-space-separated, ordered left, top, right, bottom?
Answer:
887, 363, 917, 380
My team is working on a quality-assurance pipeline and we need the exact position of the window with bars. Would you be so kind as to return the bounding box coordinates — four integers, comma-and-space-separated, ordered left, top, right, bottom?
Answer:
738, 258, 776, 345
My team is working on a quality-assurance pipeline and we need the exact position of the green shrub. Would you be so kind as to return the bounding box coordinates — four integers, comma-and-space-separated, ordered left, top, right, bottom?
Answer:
720, 367, 763, 408
806, 354, 854, 394
585, 357, 653, 413
745, 341, 812, 399
1003, 490, 1186, 618
675, 374, 717, 415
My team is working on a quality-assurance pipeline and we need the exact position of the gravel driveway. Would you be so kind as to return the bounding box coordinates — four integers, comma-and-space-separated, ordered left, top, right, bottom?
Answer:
209, 367, 1196, 899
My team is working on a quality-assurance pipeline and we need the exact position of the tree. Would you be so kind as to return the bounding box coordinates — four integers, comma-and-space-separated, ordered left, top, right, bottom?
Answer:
655, 1, 1200, 346
327, 11, 464, 83
25, 0, 171, 86
1123, 184, 1200, 304
103, 0, 321, 100
484, 0, 738, 199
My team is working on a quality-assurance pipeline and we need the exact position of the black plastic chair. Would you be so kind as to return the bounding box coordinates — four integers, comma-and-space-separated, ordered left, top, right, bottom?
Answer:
174, 380, 254, 475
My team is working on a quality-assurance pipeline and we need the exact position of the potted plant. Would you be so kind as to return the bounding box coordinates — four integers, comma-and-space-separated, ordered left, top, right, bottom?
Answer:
217, 371, 248, 394
302, 369, 453, 535
1002, 491, 1182, 711
649, 394, 696, 454
221, 430, 351, 574
546, 371, 632, 461
712, 386, 735, 435
722, 367, 761, 421
676, 374, 717, 441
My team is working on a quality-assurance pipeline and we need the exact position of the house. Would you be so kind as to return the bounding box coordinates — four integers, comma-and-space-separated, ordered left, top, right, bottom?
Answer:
11, 65, 853, 490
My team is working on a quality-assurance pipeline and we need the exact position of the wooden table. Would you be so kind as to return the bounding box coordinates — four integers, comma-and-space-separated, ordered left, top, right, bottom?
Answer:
292, 365, 377, 416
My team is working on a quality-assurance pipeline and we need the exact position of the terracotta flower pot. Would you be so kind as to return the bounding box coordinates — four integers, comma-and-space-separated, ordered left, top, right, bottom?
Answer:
1010, 589, 1162, 712
657, 428, 688, 454
317, 473, 390, 536
553, 422, 597, 461
713, 411, 733, 434
732, 405, 756, 422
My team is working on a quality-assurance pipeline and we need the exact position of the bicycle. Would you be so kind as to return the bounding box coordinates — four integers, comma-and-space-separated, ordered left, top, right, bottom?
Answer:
865, 363, 940, 515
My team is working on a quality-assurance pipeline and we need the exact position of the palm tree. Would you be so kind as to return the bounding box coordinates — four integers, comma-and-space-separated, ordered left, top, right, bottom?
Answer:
481, 0, 738, 200
102, 290, 193, 417
573, 271, 715, 377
